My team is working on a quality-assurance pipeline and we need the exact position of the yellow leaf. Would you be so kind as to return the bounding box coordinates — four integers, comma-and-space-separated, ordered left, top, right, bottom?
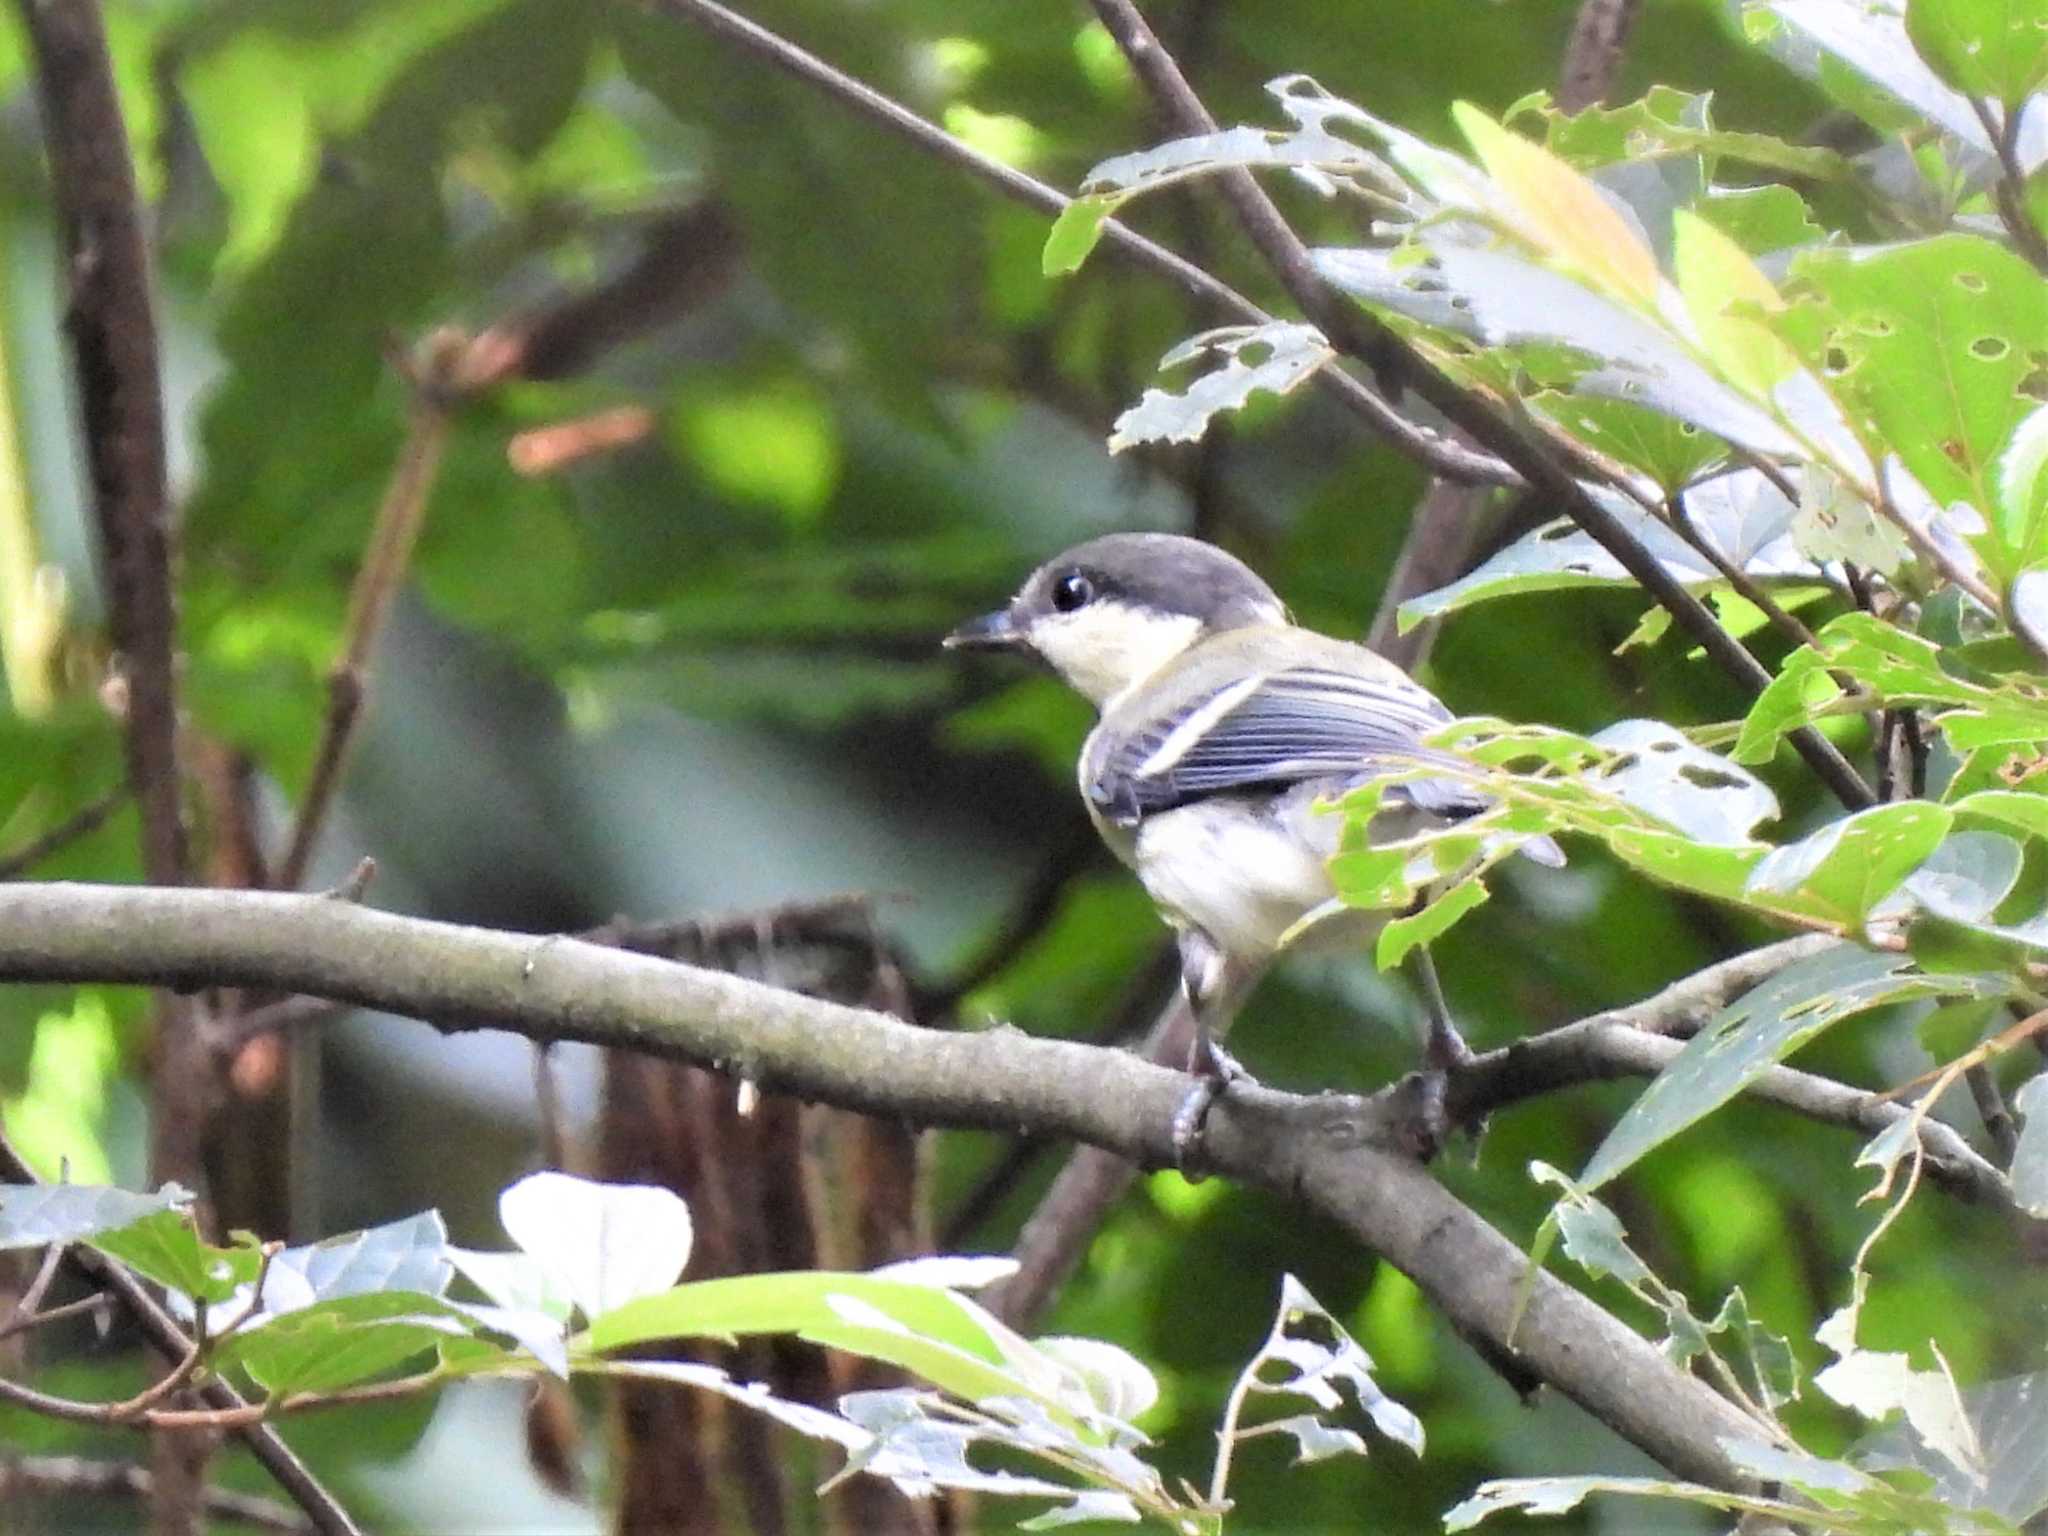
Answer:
1671, 209, 1798, 399
1452, 102, 1659, 309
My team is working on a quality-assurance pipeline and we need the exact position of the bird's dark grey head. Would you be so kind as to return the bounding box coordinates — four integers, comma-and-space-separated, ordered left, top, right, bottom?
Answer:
945, 533, 1287, 705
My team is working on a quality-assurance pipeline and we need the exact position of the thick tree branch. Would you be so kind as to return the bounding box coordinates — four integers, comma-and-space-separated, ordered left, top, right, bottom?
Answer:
645, 0, 1516, 489
0, 881, 1807, 1488
1083, 0, 1876, 815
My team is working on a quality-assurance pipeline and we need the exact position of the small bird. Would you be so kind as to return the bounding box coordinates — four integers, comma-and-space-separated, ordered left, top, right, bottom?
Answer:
946, 532, 1557, 1158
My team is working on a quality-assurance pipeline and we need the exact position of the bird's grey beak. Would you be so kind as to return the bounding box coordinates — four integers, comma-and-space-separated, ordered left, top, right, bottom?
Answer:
944, 608, 1027, 652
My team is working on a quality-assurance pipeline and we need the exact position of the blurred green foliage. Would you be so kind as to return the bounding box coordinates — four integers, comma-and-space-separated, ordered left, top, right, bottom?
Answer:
0, 1, 2042, 1532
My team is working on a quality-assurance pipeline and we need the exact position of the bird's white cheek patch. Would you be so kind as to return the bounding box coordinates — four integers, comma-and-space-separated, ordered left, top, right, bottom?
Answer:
1028, 605, 1202, 707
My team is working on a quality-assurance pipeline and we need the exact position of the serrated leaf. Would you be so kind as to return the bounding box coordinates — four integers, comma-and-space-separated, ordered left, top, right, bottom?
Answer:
1108, 323, 1333, 451
1453, 103, 1660, 307
1541, 84, 1856, 183
1690, 184, 1827, 255
1673, 209, 1799, 397
1581, 944, 2002, 1189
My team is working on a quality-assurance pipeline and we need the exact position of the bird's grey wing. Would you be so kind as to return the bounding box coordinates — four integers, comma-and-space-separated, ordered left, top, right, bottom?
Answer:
1086, 665, 1485, 826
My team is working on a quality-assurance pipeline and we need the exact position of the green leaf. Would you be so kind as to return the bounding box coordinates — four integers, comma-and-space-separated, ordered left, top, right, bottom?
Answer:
0, 1182, 191, 1250
1401, 472, 1807, 629
92, 1210, 265, 1307
1375, 876, 1488, 968
1672, 210, 1799, 398
1453, 102, 1660, 308
1688, 185, 1825, 256
1780, 236, 2048, 577
1745, 802, 1956, 928
586, 1272, 1050, 1422
1580, 944, 2004, 1189
219, 1293, 474, 1396
1905, 0, 2048, 109
1539, 85, 1855, 183
1042, 195, 1115, 276
1530, 394, 1724, 492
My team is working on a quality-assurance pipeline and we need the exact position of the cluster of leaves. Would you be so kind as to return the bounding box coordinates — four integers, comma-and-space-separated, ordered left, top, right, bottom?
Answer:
0, 1172, 1418, 1533
1044, 1, 2048, 1530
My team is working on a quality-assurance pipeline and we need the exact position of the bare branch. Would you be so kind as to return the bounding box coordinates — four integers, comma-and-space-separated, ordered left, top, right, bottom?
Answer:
16, 0, 184, 888
1558, 0, 1643, 114
0, 783, 129, 880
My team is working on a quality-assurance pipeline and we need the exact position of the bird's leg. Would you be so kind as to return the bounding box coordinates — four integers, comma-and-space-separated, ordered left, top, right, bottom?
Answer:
1408, 946, 1473, 1070
1168, 930, 1250, 1173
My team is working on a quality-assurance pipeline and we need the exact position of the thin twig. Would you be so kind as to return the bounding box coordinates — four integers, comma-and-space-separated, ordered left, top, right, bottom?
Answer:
1667, 490, 1821, 651
1970, 95, 2048, 275
1082, 0, 1877, 814
0, 1455, 312, 1535
277, 344, 462, 892
0, 784, 130, 880
0, 1131, 364, 1536
0, 1288, 112, 1342
644, 0, 1518, 489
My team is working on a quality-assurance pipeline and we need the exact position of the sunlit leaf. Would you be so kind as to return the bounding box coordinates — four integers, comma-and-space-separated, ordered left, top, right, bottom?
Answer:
500, 1171, 693, 1322
1042, 195, 1114, 275
1905, 0, 2048, 110
1453, 103, 1660, 308
1672, 209, 1798, 398
1779, 236, 2048, 576
2012, 1073, 2048, 1217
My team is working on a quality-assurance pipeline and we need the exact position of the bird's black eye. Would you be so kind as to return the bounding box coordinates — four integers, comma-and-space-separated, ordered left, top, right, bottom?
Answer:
1050, 570, 1095, 612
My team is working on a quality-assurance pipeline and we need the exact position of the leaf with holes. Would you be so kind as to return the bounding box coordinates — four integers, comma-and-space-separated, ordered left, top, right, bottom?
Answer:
1735, 611, 2048, 767
1580, 943, 2005, 1189
1745, 802, 1956, 930
1108, 323, 1333, 451
1778, 237, 2048, 578
1536, 85, 1856, 184
1905, 0, 2048, 110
